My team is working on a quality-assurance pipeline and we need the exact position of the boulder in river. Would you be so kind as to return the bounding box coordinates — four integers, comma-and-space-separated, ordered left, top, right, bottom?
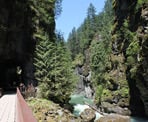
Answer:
101, 102, 131, 116
80, 108, 96, 122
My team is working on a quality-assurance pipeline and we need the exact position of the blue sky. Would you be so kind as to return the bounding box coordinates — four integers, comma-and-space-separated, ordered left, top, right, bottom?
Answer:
56, 0, 106, 40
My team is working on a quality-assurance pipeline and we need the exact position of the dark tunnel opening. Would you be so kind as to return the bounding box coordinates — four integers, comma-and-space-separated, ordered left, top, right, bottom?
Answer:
0, 0, 37, 94
0, 60, 23, 90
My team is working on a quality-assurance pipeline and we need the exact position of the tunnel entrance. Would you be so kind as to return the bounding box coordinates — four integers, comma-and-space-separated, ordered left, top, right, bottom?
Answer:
0, 60, 23, 90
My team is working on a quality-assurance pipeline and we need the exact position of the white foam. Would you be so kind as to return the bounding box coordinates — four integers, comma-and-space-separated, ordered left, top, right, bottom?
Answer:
74, 104, 90, 115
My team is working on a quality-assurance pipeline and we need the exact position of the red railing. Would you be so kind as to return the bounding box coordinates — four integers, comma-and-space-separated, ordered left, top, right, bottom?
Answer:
16, 88, 37, 122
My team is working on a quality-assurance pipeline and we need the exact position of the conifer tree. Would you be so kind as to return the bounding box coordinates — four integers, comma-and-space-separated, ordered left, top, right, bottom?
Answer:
67, 0, 113, 105
33, 1, 76, 103
47, 41, 76, 103
90, 0, 114, 104
67, 3, 97, 55
67, 27, 80, 59
32, 0, 56, 84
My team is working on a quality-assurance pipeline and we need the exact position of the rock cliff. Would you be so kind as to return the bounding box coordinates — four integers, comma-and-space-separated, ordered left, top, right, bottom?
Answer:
112, 0, 148, 117
0, 0, 36, 88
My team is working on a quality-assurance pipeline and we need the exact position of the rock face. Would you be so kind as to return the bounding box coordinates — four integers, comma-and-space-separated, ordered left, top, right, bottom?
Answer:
74, 47, 94, 99
99, 53, 130, 115
0, 0, 36, 88
75, 66, 94, 99
101, 102, 131, 116
112, 0, 148, 117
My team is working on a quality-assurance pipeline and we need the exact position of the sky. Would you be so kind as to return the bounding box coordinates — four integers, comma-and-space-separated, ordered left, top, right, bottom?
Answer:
55, 0, 106, 40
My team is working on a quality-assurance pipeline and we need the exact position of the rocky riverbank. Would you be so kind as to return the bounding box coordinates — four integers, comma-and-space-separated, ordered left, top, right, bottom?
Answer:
27, 98, 82, 122
75, 62, 131, 116
27, 97, 148, 122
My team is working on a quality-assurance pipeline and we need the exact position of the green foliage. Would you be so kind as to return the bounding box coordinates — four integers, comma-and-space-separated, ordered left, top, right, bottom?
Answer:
95, 85, 103, 105
122, 20, 136, 41
87, 3, 97, 39
48, 43, 77, 103
55, 0, 62, 18
116, 87, 129, 98
67, 27, 80, 59
33, 0, 76, 104
34, 32, 54, 83
121, 20, 140, 80
90, 0, 113, 105
90, 40, 108, 73
130, 66, 137, 78
90, 0, 113, 85
73, 53, 85, 66
122, 20, 140, 57
112, 0, 117, 9
30, 0, 56, 35
38, 82, 51, 98
67, 0, 113, 106
126, 40, 140, 56
36, 40, 77, 104
67, 3, 97, 56
101, 89, 114, 102
136, 0, 147, 11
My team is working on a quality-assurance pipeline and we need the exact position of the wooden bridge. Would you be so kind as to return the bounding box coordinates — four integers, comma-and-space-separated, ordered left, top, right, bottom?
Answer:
0, 88, 37, 122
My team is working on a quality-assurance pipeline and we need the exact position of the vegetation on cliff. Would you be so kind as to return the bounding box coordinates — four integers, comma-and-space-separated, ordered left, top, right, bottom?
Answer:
0, 0, 147, 119
33, 0, 77, 104
112, 0, 148, 117
67, 0, 130, 110
27, 98, 81, 122
67, 0, 148, 117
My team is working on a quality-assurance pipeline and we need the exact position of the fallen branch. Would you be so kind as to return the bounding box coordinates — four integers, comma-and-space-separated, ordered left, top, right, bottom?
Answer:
84, 102, 104, 115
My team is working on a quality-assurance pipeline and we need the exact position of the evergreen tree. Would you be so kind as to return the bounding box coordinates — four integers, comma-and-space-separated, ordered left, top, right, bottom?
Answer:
65, 0, 115, 106
67, 27, 80, 59
47, 41, 76, 103
33, 0, 56, 84
67, 0, 113, 105
55, 0, 62, 18
34, 32, 50, 83
67, 3, 97, 56
87, 3, 97, 40
33, 0, 76, 104
90, 0, 114, 104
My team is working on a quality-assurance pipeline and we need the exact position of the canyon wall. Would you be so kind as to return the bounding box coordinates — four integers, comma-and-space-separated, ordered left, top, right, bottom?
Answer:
112, 0, 148, 117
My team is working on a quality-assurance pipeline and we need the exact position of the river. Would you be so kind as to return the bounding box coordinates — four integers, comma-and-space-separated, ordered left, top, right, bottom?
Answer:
69, 94, 148, 122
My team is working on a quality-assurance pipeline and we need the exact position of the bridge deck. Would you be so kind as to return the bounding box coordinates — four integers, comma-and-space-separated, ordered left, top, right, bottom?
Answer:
0, 94, 16, 122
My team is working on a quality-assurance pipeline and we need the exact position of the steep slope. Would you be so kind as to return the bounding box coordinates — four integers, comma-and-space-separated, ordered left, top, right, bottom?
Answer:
112, 0, 148, 117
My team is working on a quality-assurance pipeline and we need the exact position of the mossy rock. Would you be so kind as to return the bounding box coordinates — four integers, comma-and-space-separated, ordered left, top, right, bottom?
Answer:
118, 98, 129, 107
27, 98, 81, 122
